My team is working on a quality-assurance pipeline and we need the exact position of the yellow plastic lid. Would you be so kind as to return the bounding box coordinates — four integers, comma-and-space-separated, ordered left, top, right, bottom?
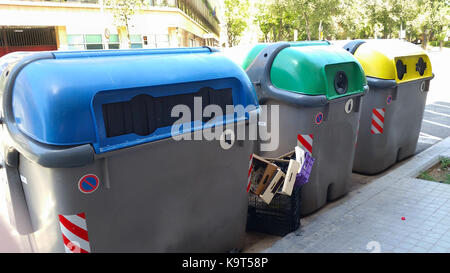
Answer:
354, 39, 432, 83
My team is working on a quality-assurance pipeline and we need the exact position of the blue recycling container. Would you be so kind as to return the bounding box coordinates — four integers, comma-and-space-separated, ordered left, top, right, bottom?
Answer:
0, 47, 259, 252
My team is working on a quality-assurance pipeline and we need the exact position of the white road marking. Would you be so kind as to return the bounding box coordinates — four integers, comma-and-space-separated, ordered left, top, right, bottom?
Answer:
425, 109, 450, 118
419, 132, 443, 141
422, 119, 450, 129
431, 103, 450, 110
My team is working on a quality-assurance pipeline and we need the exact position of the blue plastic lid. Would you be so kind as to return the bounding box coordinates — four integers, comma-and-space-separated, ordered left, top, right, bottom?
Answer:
9, 48, 258, 153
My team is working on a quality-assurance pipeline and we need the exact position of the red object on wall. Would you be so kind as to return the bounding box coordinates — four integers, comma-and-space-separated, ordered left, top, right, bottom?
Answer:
0, 45, 57, 58
0, 27, 58, 58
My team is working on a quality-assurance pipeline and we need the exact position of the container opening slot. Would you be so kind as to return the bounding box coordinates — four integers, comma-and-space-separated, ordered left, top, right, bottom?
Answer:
102, 87, 233, 138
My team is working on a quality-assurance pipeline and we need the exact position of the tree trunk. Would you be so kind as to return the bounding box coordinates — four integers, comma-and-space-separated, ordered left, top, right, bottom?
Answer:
272, 26, 277, 42
227, 24, 233, 47
440, 40, 443, 51
125, 17, 131, 49
304, 13, 311, 41
422, 33, 428, 50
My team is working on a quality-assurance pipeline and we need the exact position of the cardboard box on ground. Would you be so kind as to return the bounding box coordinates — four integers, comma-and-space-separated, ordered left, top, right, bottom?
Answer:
249, 147, 315, 205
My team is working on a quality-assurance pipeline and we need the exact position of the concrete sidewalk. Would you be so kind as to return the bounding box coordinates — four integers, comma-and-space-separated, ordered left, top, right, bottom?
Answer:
264, 137, 450, 253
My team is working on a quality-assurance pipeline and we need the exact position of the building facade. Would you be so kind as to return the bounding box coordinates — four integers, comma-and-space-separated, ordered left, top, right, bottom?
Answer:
0, 0, 221, 57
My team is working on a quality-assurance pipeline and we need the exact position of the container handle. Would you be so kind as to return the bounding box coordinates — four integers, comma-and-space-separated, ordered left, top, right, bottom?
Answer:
245, 42, 328, 107
366, 77, 398, 89
2, 52, 95, 168
342, 40, 366, 54
52, 47, 216, 59
3, 147, 34, 235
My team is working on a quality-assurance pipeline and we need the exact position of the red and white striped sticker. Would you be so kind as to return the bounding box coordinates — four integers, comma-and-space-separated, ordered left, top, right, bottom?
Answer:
59, 213, 91, 253
371, 108, 385, 134
246, 154, 253, 193
297, 134, 314, 154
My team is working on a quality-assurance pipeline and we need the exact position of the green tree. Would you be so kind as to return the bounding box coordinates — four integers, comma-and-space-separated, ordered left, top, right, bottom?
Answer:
252, 0, 449, 47
103, 0, 149, 47
365, 0, 400, 38
411, 0, 450, 48
332, 0, 371, 39
362, 0, 424, 39
224, 0, 249, 47
254, 1, 274, 42
290, 0, 341, 40
254, 0, 341, 42
254, 0, 296, 42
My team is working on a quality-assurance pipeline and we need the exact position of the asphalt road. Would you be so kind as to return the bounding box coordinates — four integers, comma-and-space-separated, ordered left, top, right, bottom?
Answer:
416, 48, 450, 153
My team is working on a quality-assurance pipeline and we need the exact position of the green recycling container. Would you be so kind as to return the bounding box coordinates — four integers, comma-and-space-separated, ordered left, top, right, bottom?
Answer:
244, 41, 368, 215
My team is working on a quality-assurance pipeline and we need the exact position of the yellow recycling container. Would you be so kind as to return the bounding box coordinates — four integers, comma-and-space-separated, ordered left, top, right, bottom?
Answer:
344, 39, 434, 174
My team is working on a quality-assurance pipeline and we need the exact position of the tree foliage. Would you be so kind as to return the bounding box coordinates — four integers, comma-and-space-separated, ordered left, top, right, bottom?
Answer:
411, 0, 450, 48
224, 0, 250, 47
254, 0, 340, 42
250, 0, 450, 46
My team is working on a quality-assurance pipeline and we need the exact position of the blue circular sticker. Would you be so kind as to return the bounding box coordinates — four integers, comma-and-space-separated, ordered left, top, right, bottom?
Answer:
78, 174, 99, 194
315, 112, 324, 125
386, 95, 392, 105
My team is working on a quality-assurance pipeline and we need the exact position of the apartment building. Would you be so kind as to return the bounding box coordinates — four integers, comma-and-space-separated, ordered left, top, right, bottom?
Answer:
0, 0, 221, 57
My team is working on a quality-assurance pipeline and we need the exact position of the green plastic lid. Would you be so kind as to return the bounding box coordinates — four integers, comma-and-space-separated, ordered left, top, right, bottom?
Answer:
243, 41, 367, 100
242, 41, 330, 70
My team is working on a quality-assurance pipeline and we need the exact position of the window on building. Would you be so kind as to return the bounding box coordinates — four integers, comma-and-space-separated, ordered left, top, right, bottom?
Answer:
143, 35, 156, 48
108, 34, 120, 49
143, 35, 148, 46
67, 34, 85, 50
156, 34, 170, 48
189, 38, 195, 47
67, 34, 104, 50
130, 34, 143, 48
85, 34, 103, 50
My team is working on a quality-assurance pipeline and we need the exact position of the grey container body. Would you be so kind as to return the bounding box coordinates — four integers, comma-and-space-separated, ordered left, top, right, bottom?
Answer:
0, 50, 257, 253
13, 123, 254, 253
245, 43, 364, 216
353, 78, 431, 174
257, 97, 362, 215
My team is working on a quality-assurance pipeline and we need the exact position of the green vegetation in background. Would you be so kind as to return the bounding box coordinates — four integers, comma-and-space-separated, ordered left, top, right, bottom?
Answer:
226, 0, 449, 50
418, 171, 436, 181
440, 157, 450, 169
224, 0, 250, 47
417, 157, 450, 184
429, 41, 450, 48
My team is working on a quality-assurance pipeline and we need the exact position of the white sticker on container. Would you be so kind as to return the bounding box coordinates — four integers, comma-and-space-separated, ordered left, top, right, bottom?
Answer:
420, 81, 426, 92
345, 99, 354, 114
20, 175, 27, 184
